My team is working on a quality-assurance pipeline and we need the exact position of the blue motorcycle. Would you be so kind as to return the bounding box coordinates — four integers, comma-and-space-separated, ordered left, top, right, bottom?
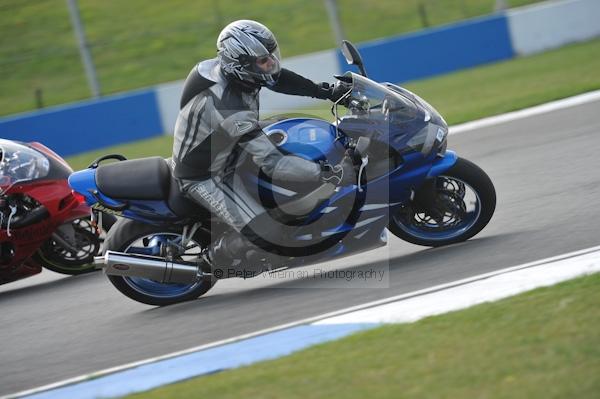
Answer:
69, 41, 495, 305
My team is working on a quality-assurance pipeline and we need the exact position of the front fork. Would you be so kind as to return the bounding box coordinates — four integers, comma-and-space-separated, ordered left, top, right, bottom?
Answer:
412, 150, 458, 209
413, 179, 437, 210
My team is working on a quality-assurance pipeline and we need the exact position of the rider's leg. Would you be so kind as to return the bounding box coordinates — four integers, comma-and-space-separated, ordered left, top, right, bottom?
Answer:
181, 175, 284, 272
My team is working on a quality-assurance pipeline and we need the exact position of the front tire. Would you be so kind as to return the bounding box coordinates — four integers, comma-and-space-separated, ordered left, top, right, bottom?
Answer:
104, 218, 215, 306
34, 215, 115, 275
389, 157, 496, 247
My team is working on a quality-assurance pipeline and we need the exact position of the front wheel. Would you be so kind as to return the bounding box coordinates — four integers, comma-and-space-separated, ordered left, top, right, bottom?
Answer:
104, 218, 215, 306
34, 215, 115, 275
389, 157, 496, 247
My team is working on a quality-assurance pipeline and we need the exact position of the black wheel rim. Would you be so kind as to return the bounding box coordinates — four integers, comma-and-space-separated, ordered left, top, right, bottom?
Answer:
392, 176, 481, 241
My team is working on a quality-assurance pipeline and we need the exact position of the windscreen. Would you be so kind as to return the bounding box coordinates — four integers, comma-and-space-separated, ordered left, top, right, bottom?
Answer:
336, 73, 447, 157
0, 139, 50, 195
343, 73, 420, 123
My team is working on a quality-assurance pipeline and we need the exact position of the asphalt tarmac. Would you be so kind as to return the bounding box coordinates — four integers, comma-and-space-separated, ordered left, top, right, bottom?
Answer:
1, 98, 599, 396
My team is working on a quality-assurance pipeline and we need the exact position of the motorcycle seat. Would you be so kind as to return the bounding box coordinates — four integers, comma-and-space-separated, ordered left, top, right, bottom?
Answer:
95, 157, 207, 218
96, 157, 170, 200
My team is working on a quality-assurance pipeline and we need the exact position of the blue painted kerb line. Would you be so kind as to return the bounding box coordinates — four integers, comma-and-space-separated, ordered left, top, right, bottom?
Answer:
25, 323, 377, 399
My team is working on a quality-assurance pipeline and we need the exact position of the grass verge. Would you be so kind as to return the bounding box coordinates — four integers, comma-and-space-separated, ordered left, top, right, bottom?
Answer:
403, 38, 600, 124
127, 273, 600, 399
0, 0, 542, 116
65, 38, 600, 170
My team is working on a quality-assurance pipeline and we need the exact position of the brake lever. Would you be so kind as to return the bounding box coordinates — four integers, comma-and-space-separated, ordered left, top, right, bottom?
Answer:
357, 156, 369, 193
6, 204, 17, 237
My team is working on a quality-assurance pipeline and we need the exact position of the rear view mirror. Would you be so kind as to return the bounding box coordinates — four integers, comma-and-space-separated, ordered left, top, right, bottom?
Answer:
341, 40, 368, 77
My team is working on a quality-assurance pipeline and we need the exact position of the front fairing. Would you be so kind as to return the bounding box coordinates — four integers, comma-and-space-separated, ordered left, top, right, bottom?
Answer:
0, 139, 51, 195
337, 73, 448, 159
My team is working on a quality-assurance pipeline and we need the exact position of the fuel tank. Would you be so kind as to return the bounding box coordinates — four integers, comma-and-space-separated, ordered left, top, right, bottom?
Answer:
263, 118, 345, 164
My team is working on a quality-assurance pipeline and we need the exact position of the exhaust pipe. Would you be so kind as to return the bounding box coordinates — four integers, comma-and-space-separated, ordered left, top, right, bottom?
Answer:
94, 251, 200, 284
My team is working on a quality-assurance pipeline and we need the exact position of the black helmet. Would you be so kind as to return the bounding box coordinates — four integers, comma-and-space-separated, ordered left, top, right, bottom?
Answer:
217, 20, 282, 87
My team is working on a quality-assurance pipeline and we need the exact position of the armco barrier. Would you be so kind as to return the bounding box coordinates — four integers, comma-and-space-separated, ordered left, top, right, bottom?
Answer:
338, 13, 514, 84
1, 0, 599, 156
0, 90, 162, 157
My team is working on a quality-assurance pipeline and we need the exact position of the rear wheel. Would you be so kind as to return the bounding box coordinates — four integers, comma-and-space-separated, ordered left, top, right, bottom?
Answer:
389, 157, 496, 247
104, 218, 215, 306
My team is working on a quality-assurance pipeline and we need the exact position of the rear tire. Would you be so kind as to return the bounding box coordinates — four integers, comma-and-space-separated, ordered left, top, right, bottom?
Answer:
104, 218, 215, 306
389, 157, 496, 247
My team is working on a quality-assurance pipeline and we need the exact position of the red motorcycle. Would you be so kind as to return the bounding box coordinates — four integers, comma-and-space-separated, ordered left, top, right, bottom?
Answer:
0, 139, 114, 285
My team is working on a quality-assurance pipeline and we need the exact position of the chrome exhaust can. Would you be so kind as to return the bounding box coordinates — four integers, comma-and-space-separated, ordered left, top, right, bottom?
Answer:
95, 251, 199, 284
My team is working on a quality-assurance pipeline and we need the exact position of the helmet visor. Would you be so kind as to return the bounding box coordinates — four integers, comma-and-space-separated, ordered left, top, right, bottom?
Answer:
247, 48, 281, 75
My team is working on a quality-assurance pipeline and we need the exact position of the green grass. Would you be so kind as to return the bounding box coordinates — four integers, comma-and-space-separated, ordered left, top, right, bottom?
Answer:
0, 0, 543, 116
65, 37, 600, 170
403, 38, 600, 124
64, 135, 174, 171
128, 273, 600, 399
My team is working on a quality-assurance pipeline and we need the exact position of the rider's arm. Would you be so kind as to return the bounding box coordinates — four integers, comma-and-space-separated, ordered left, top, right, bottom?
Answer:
219, 111, 321, 182
243, 132, 322, 182
268, 68, 332, 99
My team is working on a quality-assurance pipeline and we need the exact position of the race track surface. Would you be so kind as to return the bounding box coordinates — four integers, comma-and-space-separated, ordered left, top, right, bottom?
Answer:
1, 99, 599, 396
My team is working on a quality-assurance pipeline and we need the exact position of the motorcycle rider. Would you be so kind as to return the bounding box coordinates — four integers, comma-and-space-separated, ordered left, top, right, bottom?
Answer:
172, 20, 353, 275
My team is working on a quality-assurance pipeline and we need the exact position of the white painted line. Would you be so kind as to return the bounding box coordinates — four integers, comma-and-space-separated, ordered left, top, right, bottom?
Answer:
9, 244, 600, 399
449, 89, 600, 135
316, 246, 600, 325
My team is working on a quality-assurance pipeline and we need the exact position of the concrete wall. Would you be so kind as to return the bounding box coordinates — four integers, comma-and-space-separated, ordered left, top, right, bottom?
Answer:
1, 0, 598, 157
508, 0, 600, 55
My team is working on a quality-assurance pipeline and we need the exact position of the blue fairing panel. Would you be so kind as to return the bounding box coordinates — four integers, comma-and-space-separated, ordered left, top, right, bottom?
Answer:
427, 151, 457, 178
68, 168, 98, 205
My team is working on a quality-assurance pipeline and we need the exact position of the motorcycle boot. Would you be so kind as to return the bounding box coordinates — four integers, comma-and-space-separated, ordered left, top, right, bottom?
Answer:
201, 230, 279, 279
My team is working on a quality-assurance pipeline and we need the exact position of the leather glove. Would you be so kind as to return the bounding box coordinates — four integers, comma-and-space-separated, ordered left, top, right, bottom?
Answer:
320, 156, 356, 187
315, 82, 352, 105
